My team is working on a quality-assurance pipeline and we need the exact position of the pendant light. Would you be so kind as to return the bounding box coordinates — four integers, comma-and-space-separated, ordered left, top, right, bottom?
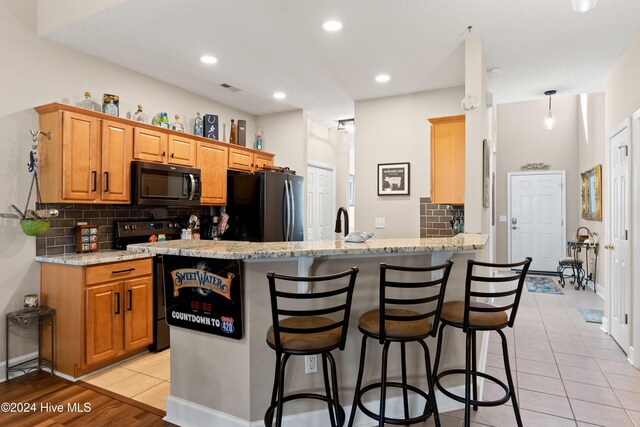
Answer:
543, 90, 557, 130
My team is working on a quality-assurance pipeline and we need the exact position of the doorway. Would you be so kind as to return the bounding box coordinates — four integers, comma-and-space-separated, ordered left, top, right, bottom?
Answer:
508, 171, 566, 272
607, 119, 631, 353
307, 163, 335, 241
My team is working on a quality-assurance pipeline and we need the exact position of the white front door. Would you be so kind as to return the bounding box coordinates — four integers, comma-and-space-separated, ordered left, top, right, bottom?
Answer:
509, 172, 565, 272
608, 120, 631, 352
307, 164, 334, 241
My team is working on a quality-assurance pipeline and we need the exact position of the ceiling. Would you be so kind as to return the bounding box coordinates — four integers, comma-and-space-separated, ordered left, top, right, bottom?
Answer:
41, 0, 640, 125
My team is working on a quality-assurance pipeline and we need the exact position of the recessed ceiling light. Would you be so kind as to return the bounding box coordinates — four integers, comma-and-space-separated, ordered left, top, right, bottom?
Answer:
322, 20, 343, 32
273, 92, 287, 100
375, 74, 391, 83
200, 55, 218, 64
571, 0, 598, 12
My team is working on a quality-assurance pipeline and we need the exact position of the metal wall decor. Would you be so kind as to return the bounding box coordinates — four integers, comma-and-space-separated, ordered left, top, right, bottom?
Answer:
520, 163, 550, 171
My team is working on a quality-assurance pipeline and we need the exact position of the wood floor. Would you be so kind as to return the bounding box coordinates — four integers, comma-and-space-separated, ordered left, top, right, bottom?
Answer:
0, 371, 170, 426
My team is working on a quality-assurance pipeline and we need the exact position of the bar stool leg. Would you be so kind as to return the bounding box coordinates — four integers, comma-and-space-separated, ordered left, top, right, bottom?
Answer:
379, 341, 391, 427
498, 330, 522, 427
347, 335, 368, 427
327, 352, 343, 427
269, 353, 282, 411
464, 331, 472, 426
400, 341, 410, 421
322, 353, 338, 427
275, 354, 291, 427
432, 322, 447, 387
471, 330, 478, 411
419, 339, 440, 427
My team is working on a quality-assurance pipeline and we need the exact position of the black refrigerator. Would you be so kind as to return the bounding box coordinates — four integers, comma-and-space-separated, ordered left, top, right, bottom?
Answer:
226, 171, 304, 242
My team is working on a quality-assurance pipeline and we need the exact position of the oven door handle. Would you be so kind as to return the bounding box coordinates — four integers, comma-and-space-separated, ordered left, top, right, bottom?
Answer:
188, 174, 196, 200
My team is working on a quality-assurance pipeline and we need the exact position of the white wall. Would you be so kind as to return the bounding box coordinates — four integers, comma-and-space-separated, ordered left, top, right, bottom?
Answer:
605, 32, 640, 367
257, 110, 306, 178
0, 0, 259, 364
495, 95, 580, 263
354, 86, 465, 238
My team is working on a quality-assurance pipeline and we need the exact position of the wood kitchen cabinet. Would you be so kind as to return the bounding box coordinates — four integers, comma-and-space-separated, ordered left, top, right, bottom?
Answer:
228, 146, 275, 172
198, 141, 228, 205
36, 104, 132, 204
428, 115, 465, 205
132, 128, 196, 167
40, 258, 153, 377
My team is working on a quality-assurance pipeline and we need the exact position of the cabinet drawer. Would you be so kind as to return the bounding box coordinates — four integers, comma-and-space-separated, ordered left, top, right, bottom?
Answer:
86, 259, 152, 285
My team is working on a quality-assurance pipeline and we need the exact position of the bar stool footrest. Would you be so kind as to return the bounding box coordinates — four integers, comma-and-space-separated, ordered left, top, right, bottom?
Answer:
264, 392, 345, 427
355, 381, 434, 425
435, 369, 511, 407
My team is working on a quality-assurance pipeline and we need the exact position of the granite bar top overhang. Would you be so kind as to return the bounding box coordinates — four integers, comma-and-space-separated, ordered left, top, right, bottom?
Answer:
125, 234, 487, 260
35, 250, 154, 266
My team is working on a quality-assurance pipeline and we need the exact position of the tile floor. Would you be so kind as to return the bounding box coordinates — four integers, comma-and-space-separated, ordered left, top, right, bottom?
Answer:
82, 349, 170, 411
423, 277, 640, 427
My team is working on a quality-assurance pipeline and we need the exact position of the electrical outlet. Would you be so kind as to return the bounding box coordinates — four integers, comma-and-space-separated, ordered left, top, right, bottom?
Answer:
305, 355, 317, 374
375, 218, 386, 228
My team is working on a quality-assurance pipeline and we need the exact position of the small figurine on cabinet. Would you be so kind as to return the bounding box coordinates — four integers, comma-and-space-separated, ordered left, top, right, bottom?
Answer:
102, 93, 119, 117
132, 104, 148, 123
229, 119, 237, 144
171, 114, 185, 132
78, 91, 101, 112
194, 112, 203, 136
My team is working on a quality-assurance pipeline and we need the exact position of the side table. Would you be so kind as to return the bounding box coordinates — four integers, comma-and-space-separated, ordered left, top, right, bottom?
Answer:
5, 307, 55, 381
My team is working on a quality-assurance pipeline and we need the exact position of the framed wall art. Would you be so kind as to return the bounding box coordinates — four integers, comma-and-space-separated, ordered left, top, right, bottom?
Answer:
378, 163, 410, 196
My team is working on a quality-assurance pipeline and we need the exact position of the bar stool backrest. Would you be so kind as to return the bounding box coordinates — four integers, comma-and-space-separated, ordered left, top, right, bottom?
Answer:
379, 260, 453, 343
267, 267, 359, 352
463, 257, 532, 330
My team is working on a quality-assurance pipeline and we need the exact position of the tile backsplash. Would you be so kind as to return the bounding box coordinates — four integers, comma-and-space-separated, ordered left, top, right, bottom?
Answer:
35, 203, 210, 256
419, 197, 465, 238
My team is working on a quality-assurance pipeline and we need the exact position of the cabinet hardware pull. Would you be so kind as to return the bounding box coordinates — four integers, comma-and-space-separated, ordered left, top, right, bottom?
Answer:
104, 172, 109, 192
92, 171, 97, 192
162, 151, 166, 157
171, 153, 174, 158
128, 289, 132, 311
112, 268, 135, 274
115, 292, 120, 314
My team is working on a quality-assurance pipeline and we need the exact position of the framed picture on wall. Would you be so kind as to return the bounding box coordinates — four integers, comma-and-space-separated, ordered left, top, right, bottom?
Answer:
378, 163, 410, 196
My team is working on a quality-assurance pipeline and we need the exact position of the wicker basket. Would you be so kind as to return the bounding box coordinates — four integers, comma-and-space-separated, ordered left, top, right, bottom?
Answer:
576, 226, 590, 242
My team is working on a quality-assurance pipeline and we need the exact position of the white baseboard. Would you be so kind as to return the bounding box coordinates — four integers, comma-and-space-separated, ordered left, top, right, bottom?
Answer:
628, 346, 636, 368
601, 317, 609, 334
0, 352, 39, 383
166, 386, 466, 427
594, 282, 605, 299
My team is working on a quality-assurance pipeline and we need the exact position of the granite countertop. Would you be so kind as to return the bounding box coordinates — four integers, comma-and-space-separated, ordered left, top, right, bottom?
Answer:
125, 234, 487, 260
35, 250, 155, 266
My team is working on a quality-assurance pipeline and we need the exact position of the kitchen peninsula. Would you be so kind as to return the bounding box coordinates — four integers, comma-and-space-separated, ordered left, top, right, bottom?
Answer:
127, 234, 487, 427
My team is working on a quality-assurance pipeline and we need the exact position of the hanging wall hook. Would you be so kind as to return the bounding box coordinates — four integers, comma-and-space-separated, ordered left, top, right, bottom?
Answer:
30, 130, 51, 143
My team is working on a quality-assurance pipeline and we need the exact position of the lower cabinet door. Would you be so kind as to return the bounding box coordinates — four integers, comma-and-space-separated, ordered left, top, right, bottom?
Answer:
123, 277, 154, 351
86, 283, 123, 365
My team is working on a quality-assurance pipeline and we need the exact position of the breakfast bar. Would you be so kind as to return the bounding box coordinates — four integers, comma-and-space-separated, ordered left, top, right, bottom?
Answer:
127, 234, 488, 427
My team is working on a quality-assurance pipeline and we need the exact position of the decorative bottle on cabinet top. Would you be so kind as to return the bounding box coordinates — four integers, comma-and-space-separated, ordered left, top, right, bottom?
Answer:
256, 128, 263, 150
132, 104, 148, 123
171, 114, 185, 132
153, 112, 170, 128
78, 91, 101, 112
229, 119, 237, 144
194, 112, 203, 136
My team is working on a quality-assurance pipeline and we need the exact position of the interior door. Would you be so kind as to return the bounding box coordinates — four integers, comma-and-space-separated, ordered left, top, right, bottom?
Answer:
608, 121, 631, 352
307, 165, 333, 241
509, 172, 565, 271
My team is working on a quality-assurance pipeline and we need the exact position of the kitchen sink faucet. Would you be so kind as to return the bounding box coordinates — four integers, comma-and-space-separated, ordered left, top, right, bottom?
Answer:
335, 207, 349, 237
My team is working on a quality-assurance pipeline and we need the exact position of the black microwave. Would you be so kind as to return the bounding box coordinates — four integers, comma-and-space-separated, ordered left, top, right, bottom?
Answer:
132, 161, 201, 206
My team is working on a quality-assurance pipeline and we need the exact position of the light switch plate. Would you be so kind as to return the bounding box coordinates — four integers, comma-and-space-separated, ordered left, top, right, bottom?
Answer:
375, 218, 386, 228
499, 215, 507, 223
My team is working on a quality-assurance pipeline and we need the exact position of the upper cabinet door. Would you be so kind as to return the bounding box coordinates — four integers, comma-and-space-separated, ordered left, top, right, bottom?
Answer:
133, 127, 168, 163
101, 120, 132, 202
228, 147, 254, 172
198, 142, 228, 205
168, 134, 196, 167
62, 111, 99, 201
429, 115, 465, 205
253, 153, 274, 171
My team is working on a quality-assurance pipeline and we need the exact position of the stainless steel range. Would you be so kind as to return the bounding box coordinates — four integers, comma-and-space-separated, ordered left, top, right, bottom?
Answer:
114, 219, 183, 351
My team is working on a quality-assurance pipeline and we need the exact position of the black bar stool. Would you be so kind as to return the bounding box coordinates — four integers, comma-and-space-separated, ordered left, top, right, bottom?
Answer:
432, 257, 532, 427
264, 267, 359, 427
347, 261, 453, 427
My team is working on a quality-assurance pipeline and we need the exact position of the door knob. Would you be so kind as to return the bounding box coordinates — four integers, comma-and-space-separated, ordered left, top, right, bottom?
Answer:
512, 226, 517, 230
604, 244, 614, 249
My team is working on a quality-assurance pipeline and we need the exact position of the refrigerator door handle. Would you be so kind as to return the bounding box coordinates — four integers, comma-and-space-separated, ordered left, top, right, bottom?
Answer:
283, 180, 291, 241
288, 179, 295, 241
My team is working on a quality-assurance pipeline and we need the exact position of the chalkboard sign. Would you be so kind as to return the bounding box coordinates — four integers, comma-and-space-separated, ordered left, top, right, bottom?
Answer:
162, 255, 242, 340
204, 114, 219, 140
